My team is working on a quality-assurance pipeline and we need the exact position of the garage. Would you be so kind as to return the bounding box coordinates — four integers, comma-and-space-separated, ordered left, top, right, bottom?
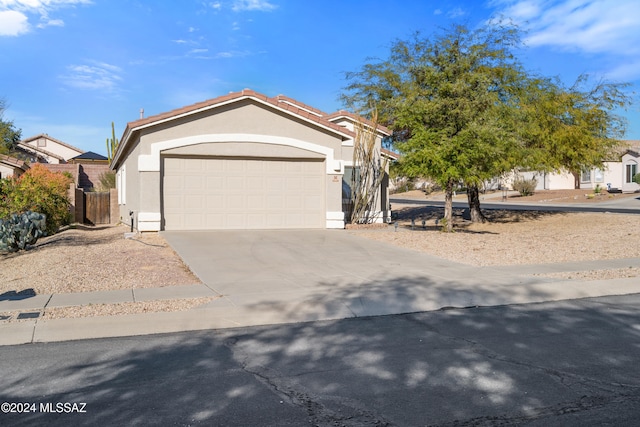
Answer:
162, 156, 326, 230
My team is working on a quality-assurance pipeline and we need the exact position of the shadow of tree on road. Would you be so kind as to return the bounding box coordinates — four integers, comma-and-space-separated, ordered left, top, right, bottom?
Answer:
2, 281, 640, 425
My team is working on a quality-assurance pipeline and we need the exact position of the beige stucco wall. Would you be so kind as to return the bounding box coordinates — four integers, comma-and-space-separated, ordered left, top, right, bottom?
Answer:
137, 101, 345, 158
22, 137, 83, 161
0, 163, 18, 179
162, 141, 326, 159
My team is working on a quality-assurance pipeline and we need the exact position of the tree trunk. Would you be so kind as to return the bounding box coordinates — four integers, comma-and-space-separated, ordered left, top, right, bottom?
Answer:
467, 183, 487, 223
443, 179, 454, 232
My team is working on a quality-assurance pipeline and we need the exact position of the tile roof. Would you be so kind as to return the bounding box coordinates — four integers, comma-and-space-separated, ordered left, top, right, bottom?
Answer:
324, 110, 392, 136
0, 154, 29, 171
114, 89, 404, 168
123, 89, 355, 139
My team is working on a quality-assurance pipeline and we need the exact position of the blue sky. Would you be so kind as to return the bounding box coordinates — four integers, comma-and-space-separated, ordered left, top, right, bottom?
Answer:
1, 0, 639, 155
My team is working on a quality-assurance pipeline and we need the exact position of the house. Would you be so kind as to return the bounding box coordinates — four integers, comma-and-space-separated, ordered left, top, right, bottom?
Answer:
16, 134, 85, 164
110, 89, 391, 231
0, 154, 29, 179
497, 141, 640, 193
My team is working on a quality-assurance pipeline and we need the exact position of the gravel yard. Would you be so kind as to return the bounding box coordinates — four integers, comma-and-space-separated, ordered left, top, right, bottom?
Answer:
351, 206, 640, 268
0, 224, 200, 295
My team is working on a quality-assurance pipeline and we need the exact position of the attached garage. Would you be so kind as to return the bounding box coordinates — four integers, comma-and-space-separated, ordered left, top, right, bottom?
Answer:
162, 156, 325, 230
110, 89, 391, 232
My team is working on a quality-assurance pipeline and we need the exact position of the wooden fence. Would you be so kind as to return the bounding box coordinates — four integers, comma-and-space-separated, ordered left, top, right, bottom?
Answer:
84, 191, 110, 225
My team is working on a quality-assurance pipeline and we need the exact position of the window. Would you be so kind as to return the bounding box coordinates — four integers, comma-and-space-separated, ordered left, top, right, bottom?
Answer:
342, 166, 360, 200
594, 168, 604, 183
580, 169, 591, 183
37, 138, 47, 147
626, 163, 638, 183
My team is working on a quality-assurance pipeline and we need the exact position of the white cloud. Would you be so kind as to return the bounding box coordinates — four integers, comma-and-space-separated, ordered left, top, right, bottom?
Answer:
60, 61, 123, 91
433, 9, 442, 15
0, 10, 29, 35
214, 50, 250, 58
0, 0, 91, 36
447, 7, 466, 18
37, 18, 64, 28
493, 0, 640, 55
231, 0, 277, 12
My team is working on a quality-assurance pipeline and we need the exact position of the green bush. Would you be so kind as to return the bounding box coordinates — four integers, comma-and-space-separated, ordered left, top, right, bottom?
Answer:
512, 178, 537, 196
634, 173, 640, 185
0, 164, 73, 234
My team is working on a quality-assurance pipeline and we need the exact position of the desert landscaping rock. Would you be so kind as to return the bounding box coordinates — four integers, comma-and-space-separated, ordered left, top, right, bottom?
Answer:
0, 224, 201, 295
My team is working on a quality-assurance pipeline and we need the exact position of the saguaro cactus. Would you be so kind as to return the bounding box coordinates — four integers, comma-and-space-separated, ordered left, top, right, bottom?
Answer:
106, 122, 119, 163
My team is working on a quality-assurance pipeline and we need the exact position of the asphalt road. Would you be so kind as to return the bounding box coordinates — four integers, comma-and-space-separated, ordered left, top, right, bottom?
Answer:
2, 294, 640, 426
390, 197, 640, 215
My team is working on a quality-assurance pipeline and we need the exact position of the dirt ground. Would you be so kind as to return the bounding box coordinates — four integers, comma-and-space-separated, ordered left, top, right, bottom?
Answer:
351, 203, 640, 267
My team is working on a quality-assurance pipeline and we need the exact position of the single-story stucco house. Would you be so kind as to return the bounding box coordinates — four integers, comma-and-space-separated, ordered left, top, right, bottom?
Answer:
110, 89, 391, 231
497, 141, 640, 193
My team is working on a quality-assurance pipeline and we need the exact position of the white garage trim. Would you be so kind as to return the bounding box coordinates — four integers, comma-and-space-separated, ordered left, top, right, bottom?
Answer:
326, 211, 345, 229
139, 133, 343, 174
138, 211, 161, 231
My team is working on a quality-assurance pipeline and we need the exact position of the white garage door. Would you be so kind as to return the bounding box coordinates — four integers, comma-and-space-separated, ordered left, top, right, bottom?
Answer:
163, 157, 325, 230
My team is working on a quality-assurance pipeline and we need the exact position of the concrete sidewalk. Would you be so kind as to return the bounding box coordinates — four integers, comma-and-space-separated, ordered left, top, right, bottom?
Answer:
2, 242, 640, 346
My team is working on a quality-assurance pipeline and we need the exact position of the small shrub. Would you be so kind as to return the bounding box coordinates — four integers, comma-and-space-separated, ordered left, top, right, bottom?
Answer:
0, 164, 73, 234
0, 211, 46, 252
594, 184, 602, 194
634, 173, 640, 185
512, 178, 537, 196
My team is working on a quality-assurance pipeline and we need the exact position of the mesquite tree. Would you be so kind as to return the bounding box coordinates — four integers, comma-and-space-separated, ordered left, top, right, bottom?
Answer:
343, 23, 631, 230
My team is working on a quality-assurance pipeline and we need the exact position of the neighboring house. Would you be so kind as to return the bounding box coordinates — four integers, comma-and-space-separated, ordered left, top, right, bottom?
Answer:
16, 134, 85, 164
498, 141, 640, 193
110, 89, 391, 231
0, 154, 29, 179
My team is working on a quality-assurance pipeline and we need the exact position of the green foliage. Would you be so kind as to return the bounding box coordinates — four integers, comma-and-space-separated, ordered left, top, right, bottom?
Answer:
343, 22, 526, 231
0, 211, 46, 252
0, 164, 73, 234
0, 99, 22, 154
98, 171, 116, 191
343, 22, 632, 231
516, 75, 631, 174
512, 178, 537, 196
106, 122, 119, 163
634, 173, 640, 185
594, 184, 602, 194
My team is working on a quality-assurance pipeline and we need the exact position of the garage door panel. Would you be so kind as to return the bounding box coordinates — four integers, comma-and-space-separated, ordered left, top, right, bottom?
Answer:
163, 157, 325, 230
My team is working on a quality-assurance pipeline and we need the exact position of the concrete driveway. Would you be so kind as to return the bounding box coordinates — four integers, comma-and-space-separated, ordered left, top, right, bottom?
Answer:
161, 230, 640, 327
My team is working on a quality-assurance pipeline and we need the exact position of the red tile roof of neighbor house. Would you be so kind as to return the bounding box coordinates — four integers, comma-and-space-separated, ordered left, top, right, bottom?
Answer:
0, 154, 29, 171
